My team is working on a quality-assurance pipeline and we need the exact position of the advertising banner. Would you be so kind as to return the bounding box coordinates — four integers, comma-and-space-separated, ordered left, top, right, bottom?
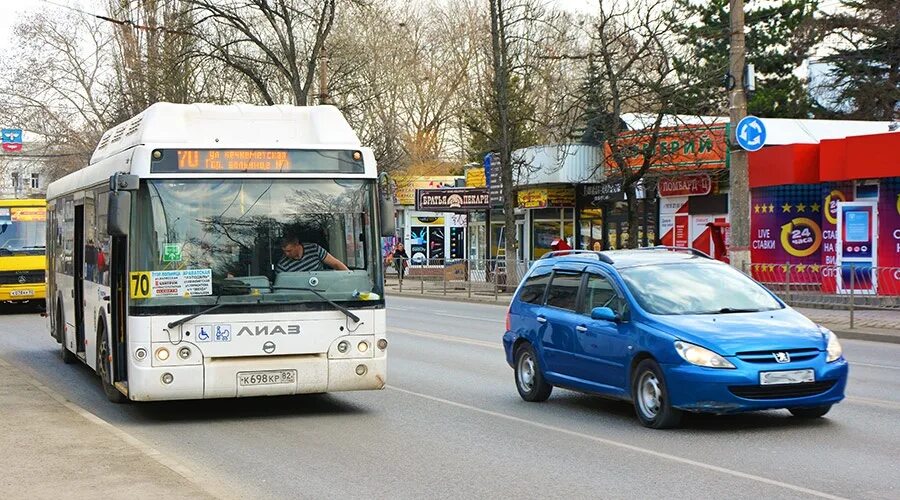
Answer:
750, 185, 824, 283
877, 178, 900, 294
658, 174, 712, 197
415, 188, 489, 212
820, 183, 853, 292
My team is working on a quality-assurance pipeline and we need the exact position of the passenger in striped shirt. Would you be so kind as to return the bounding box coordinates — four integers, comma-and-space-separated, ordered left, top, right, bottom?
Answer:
276, 235, 349, 273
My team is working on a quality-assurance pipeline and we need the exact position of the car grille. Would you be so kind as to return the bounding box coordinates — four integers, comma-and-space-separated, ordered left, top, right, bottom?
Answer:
735, 348, 820, 364
0, 270, 45, 285
728, 380, 837, 400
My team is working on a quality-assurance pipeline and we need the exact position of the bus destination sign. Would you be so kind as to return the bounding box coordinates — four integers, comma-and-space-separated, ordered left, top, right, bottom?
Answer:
150, 149, 364, 174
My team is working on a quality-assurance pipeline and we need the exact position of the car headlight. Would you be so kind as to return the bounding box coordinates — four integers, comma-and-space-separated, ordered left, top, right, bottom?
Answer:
824, 328, 843, 363
674, 341, 735, 369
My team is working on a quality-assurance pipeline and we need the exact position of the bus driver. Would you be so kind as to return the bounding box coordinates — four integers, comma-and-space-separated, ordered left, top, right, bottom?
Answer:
276, 234, 349, 273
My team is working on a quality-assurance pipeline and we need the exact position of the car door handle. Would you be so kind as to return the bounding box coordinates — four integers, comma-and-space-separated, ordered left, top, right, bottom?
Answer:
576, 325, 588, 332
536, 316, 547, 324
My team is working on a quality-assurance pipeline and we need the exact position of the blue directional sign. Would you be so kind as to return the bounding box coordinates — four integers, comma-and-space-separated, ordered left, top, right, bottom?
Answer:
1, 129, 23, 144
736, 116, 766, 152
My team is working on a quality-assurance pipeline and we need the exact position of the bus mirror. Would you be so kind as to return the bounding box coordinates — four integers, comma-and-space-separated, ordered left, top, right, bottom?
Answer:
109, 173, 139, 192
380, 196, 395, 237
108, 191, 132, 236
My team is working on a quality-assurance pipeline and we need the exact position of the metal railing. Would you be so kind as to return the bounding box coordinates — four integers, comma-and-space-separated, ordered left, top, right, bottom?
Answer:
746, 263, 900, 329
384, 257, 532, 301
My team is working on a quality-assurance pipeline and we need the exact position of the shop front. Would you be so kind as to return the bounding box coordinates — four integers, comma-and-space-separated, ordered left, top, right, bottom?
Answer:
748, 131, 900, 295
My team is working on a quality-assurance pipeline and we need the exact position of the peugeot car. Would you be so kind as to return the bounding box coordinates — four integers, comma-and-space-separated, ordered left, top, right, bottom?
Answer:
502, 248, 848, 429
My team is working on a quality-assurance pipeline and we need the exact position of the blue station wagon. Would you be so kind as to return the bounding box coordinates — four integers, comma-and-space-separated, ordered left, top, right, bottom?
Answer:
502, 248, 849, 429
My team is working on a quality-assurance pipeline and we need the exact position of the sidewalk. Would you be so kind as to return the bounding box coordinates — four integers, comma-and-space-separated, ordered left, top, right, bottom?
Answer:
385, 280, 900, 344
0, 357, 218, 500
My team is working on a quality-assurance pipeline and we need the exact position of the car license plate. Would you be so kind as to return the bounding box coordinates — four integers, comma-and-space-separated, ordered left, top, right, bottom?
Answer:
238, 370, 296, 387
9, 289, 34, 297
759, 369, 815, 385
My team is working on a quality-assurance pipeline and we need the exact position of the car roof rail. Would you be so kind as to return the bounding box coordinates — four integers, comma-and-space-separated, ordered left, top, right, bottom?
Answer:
638, 245, 712, 259
540, 250, 614, 265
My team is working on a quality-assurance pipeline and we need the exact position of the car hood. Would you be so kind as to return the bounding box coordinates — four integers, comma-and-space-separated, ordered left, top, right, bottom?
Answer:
650, 307, 826, 356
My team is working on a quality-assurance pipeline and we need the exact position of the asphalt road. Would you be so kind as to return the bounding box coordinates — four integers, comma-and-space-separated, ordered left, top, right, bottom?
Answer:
1, 297, 898, 500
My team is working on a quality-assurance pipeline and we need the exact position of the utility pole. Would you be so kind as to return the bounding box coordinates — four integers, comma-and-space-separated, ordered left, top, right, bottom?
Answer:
318, 46, 329, 105
728, 0, 750, 271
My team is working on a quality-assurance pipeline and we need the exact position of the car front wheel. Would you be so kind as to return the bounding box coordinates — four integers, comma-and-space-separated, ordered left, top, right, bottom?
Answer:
632, 359, 682, 429
515, 344, 553, 402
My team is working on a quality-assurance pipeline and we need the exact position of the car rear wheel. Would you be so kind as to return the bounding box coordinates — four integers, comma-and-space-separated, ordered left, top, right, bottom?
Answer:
789, 405, 832, 419
632, 359, 682, 429
515, 344, 553, 402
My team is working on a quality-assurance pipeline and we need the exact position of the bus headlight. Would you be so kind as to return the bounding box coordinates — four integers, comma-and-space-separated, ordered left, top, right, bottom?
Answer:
337, 341, 350, 353
178, 347, 191, 360
134, 348, 148, 361
155, 347, 170, 361
161, 372, 174, 384
377, 339, 388, 350
355, 364, 367, 376
357, 341, 369, 353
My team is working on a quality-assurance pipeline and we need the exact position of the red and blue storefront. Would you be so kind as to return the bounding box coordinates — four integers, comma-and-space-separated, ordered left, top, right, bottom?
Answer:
749, 131, 900, 295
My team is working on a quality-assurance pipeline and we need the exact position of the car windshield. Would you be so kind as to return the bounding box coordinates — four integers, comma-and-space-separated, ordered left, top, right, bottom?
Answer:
130, 179, 381, 308
619, 262, 783, 315
0, 206, 46, 255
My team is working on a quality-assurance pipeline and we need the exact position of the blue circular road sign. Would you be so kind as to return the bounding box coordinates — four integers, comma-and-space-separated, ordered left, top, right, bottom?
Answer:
736, 116, 766, 152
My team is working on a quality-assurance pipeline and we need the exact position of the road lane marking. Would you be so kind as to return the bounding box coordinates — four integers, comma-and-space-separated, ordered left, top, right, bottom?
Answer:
387, 384, 847, 500
846, 396, 900, 411
850, 362, 900, 371
392, 327, 502, 350
434, 312, 505, 323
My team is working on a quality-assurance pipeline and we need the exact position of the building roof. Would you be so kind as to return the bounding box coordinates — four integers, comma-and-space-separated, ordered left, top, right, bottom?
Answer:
620, 113, 894, 145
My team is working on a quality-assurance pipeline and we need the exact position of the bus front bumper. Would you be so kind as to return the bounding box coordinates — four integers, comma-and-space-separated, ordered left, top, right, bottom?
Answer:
126, 354, 387, 401
0, 284, 46, 302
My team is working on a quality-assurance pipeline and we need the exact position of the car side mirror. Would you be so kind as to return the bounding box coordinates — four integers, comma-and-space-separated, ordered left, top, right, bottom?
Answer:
591, 306, 619, 322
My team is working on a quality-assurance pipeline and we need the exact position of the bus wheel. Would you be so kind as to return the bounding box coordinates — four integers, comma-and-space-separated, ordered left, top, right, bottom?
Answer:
59, 305, 76, 365
97, 326, 127, 404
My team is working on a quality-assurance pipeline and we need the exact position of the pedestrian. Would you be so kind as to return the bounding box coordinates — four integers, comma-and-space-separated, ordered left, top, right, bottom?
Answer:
392, 242, 409, 283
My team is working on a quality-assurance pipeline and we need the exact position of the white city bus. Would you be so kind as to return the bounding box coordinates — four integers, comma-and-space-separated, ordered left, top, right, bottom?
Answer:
46, 103, 393, 402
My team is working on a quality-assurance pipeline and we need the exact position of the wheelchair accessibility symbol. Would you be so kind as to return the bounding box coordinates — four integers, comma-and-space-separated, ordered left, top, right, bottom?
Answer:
197, 326, 210, 342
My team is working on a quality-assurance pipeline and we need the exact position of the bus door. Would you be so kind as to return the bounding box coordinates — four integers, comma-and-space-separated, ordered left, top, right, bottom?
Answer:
73, 203, 86, 356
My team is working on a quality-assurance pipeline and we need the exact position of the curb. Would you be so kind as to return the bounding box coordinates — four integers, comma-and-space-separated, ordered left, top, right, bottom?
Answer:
387, 293, 900, 344
387, 291, 511, 307
827, 328, 900, 345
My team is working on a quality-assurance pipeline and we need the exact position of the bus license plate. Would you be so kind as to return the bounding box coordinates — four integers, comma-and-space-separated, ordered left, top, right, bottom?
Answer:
9, 290, 34, 297
238, 370, 296, 387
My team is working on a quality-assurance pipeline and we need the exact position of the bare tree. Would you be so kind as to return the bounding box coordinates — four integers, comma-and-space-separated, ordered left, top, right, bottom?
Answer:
578, 0, 706, 248
187, 0, 348, 106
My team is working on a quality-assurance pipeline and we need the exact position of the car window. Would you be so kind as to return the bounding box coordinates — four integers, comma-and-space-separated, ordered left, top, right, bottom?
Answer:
546, 272, 581, 311
518, 268, 551, 304
583, 273, 620, 313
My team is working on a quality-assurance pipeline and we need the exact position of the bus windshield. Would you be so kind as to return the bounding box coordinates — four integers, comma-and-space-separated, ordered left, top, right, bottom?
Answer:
0, 206, 46, 256
130, 179, 380, 308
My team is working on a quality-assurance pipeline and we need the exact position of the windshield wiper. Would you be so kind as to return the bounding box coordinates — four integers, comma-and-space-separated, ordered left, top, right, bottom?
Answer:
699, 307, 763, 315
270, 286, 361, 323
166, 284, 251, 329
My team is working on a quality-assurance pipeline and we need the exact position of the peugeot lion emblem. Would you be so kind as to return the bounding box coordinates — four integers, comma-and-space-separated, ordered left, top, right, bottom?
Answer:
773, 352, 791, 364
18, 275, 27, 284
308, 277, 319, 287
262, 341, 276, 354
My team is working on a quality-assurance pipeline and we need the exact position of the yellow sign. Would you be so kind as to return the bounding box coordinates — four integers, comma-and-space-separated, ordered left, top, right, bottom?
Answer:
465, 168, 486, 188
393, 176, 460, 206
129, 272, 151, 299
10, 207, 46, 222
517, 187, 575, 208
